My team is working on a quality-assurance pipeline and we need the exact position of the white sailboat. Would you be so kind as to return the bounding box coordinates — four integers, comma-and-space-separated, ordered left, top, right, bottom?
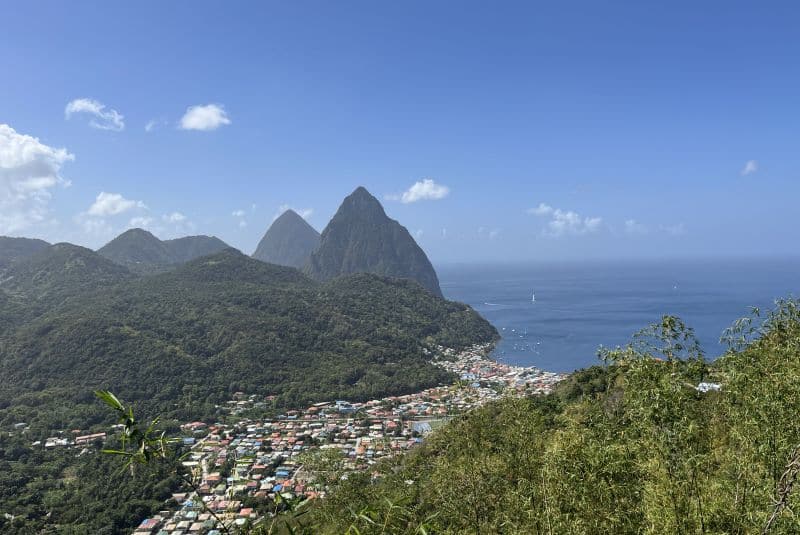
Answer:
531, 291, 536, 303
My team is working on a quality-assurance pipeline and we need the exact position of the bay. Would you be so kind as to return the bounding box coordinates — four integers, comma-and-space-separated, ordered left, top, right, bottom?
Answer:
438, 258, 800, 372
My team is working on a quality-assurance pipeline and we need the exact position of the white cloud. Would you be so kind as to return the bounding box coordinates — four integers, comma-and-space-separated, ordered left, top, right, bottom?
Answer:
387, 179, 450, 203
65, 98, 125, 131
624, 219, 648, 235
163, 212, 186, 223
179, 104, 231, 131
529, 202, 602, 237
273, 204, 313, 221
415, 229, 424, 239
0, 124, 74, 234
129, 216, 154, 228
124, 212, 194, 237
87, 192, 146, 216
144, 118, 170, 133
527, 203, 554, 216
232, 208, 249, 229
740, 160, 758, 176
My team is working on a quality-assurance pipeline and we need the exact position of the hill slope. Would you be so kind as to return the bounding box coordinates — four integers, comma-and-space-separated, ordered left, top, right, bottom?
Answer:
0, 250, 496, 427
165, 235, 232, 263
0, 236, 50, 269
253, 209, 321, 268
315, 305, 800, 534
0, 243, 133, 301
97, 228, 232, 273
307, 187, 443, 297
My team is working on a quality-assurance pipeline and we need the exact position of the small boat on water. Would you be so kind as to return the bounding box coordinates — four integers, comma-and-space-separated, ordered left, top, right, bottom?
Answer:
531, 291, 536, 303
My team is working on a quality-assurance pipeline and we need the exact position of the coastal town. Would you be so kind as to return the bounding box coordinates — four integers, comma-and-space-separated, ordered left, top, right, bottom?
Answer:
16, 345, 566, 534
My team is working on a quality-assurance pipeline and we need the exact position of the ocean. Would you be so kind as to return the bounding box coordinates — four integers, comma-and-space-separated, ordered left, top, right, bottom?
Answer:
437, 258, 800, 373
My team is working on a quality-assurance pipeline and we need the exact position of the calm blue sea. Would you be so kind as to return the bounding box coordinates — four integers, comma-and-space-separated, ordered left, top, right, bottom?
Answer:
437, 258, 800, 372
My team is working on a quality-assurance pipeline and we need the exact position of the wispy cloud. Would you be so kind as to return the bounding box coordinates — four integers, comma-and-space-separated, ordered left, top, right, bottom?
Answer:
65, 98, 125, 131
0, 124, 74, 234
387, 179, 450, 203
163, 212, 186, 223
144, 118, 169, 132
179, 104, 231, 131
740, 160, 758, 176
129, 216, 154, 228
528, 203, 602, 237
527, 203, 554, 216
624, 219, 648, 235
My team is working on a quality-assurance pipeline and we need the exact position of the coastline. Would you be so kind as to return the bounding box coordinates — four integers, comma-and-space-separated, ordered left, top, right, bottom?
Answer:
130, 344, 566, 533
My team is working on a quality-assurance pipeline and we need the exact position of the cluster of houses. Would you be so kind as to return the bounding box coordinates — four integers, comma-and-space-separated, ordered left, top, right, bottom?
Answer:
433, 344, 566, 395
29, 430, 109, 449
7, 344, 566, 534
130, 345, 566, 533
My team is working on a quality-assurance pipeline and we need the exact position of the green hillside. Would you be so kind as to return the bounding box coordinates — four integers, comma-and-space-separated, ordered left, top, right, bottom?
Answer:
0, 236, 50, 269
97, 228, 232, 274
313, 302, 800, 534
0, 248, 496, 432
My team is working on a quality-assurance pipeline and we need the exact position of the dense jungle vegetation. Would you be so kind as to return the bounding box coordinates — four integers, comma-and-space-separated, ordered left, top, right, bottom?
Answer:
0, 248, 496, 432
0, 246, 495, 533
308, 301, 800, 534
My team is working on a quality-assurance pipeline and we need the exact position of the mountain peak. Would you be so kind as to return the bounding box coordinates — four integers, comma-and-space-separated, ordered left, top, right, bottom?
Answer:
278, 208, 303, 220
307, 189, 443, 297
98, 229, 233, 274
115, 227, 161, 243
252, 210, 320, 268
340, 186, 386, 215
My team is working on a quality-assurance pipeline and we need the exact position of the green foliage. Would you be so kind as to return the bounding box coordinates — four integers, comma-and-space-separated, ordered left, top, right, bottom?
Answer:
0, 235, 50, 269
0, 242, 133, 305
0, 430, 182, 534
96, 227, 231, 274
0, 247, 495, 533
314, 305, 800, 534
0, 249, 495, 430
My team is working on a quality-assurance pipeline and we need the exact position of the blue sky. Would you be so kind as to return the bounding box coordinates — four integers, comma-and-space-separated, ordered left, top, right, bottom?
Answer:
1, 1, 799, 262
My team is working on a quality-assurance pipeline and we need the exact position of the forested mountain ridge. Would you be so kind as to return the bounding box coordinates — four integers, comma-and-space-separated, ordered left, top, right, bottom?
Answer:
0, 242, 134, 304
252, 209, 321, 268
97, 228, 232, 273
0, 236, 50, 269
307, 187, 443, 297
0, 248, 496, 432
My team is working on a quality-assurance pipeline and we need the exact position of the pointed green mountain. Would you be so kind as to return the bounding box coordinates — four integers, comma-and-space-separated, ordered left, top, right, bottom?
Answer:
307, 187, 443, 297
252, 209, 321, 268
